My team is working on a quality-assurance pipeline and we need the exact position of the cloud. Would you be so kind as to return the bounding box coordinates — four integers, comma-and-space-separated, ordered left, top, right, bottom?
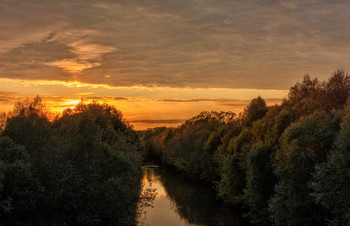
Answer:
0, 92, 132, 113
69, 40, 116, 60
130, 119, 185, 124
0, 78, 115, 89
77, 92, 94, 95
159, 98, 227, 102
45, 59, 100, 73
1, 1, 350, 89
159, 97, 283, 106
44, 30, 116, 73
0, 91, 18, 96
0, 1, 67, 53
279, 0, 302, 10
0, 91, 21, 104
79, 96, 130, 101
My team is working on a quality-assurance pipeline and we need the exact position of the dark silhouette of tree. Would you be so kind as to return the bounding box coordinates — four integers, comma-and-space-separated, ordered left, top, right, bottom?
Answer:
1, 97, 142, 225
241, 96, 268, 127
0, 136, 40, 225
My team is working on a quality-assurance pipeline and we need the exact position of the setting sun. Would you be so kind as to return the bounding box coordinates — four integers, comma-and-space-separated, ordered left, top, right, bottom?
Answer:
63, 100, 81, 107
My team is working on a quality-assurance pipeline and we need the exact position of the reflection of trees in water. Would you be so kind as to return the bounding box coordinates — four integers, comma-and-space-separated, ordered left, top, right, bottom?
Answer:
137, 167, 158, 223
158, 167, 248, 226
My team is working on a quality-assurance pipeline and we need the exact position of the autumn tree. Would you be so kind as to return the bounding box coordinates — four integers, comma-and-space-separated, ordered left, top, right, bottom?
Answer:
241, 96, 268, 127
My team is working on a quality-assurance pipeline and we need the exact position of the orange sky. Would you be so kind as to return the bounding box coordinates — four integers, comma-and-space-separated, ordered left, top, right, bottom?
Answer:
0, 78, 287, 129
1, 1, 349, 129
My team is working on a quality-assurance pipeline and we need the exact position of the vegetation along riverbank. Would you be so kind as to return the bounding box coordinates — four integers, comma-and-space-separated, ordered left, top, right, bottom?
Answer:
0, 70, 349, 225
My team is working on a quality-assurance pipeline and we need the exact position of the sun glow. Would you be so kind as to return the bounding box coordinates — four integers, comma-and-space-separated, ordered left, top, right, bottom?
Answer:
0, 77, 287, 130
64, 100, 81, 106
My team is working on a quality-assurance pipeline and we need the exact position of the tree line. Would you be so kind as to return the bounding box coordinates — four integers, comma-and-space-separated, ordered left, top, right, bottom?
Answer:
141, 69, 350, 225
0, 98, 143, 225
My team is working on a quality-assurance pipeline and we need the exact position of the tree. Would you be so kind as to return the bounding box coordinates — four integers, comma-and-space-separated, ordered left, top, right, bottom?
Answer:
0, 112, 8, 132
241, 96, 268, 127
201, 131, 222, 181
217, 154, 245, 204
270, 111, 342, 225
244, 143, 276, 225
284, 70, 350, 116
3, 96, 51, 155
2, 98, 143, 224
311, 98, 350, 225
0, 136, 40, 224
323, 69, 350, 111
158, 111, 237, 182
47, 102, 142, 224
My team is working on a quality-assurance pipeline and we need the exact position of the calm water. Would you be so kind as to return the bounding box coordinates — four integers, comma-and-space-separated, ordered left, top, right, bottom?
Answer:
138, 166, 247, 226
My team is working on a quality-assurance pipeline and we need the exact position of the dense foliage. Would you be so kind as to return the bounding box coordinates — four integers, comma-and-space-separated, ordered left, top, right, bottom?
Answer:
141, 69, 350, 225
0, 98, 142, 225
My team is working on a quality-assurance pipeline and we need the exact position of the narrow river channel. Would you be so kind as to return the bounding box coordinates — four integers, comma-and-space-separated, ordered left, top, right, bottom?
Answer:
138, 166, 248, 226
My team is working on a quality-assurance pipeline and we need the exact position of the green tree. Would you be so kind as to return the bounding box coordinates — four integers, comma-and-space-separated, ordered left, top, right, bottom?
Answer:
311, 99, 350, 225
159, 111, 236, 181
270, 111, 342, 225
0, 136, 40, 224
217, 154, 245, 204
47, 102, 142, 224
2, 98, 142, 225
244, 143, 276, 225
201, 131, 222, 181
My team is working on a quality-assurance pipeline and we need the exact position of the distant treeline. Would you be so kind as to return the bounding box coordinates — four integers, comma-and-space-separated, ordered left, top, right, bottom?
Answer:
0, 99, 143, 225
141, 69, 350, 225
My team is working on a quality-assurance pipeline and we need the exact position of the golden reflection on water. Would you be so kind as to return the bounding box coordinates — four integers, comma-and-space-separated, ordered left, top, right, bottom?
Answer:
138, 166, 197, 226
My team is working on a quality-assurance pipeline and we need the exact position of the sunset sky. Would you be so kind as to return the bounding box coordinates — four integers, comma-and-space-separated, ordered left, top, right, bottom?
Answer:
1, 0, 350, 129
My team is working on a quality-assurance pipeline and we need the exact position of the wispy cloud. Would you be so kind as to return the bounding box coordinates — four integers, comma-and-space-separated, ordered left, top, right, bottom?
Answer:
45, 59, 100, 73
69, 40, 116, 60
44, 30, 116, 73
0, 91, 21, 104
130, 119, 185, 124
159, 98, 283, 106
0, 78, 115, 89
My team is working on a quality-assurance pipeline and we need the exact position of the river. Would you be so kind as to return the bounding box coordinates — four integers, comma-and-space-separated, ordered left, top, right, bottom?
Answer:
137, 166, 248, 226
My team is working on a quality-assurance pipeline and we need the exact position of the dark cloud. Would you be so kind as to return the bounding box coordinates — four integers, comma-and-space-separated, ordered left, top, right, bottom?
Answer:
159, 98, 238, 102
159, 97, 282, 105
0, 39, 75, 80
130, 119, 185, 124
218, 103, 248, 107
82, 96, 130, 101
264, 98, 284, 103
0, 91, 18, 95
0, 91, 21, 104
1, 0, 350, 89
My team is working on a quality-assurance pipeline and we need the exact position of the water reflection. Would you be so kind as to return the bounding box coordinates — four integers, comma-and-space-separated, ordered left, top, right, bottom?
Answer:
138, 166, 247, 226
